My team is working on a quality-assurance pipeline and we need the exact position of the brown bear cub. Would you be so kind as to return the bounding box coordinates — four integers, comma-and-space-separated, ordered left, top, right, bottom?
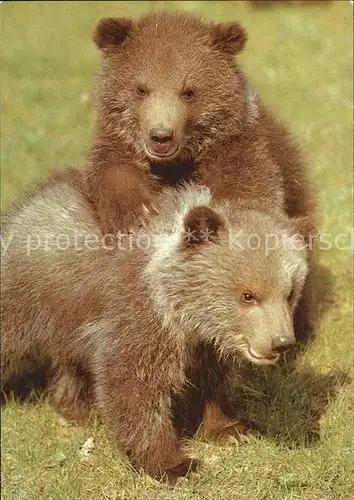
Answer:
1, 171, 313, 480
86, 11, 316, 343
86, 12, 314, 235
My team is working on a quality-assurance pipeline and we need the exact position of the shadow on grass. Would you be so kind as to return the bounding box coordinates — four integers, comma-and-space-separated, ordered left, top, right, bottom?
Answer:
293, 258, 338, 348
1, 366, 49, 407
230, 363, 350, 448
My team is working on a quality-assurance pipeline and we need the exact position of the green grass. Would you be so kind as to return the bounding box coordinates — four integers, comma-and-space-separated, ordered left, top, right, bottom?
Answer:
1, 1, 353, 499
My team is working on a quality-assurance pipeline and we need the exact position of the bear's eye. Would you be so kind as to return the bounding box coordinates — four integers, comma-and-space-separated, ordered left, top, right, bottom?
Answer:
241, 292, 257, 304
182, 89, 195, 99
136, 86, 148, 97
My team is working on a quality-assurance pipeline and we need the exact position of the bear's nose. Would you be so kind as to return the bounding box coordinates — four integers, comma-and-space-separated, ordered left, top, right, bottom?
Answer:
150, 127, 174, 144
271, 336, 296, 353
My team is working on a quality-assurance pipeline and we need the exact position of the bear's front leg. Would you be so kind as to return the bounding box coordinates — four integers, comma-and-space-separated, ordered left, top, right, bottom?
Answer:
94, 346, 198, 481
86, 161, 158, 235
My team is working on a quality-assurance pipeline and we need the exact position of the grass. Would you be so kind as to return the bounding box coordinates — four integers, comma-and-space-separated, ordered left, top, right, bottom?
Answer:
1, 1, 353, 499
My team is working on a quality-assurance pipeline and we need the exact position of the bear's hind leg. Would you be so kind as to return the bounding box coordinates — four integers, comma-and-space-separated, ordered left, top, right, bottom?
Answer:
200, 402, 261, 444
189, 344, 260, 444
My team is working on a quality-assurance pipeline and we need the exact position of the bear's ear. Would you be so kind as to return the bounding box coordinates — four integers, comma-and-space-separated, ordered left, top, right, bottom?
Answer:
182, 206, 225, 248
293, 216, 318, 247
211, 22, 247, 55
93, 17, 133, 50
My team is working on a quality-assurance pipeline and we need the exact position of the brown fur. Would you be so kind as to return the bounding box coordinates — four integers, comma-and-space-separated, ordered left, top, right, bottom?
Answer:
1, 173, 313, 479
201, 402, 259, 443
85, 12, 314, 230
84, 12, 316, 342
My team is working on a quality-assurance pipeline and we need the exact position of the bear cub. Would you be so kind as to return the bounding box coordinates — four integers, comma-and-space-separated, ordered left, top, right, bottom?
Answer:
85, 12, 314, 235
1, 172, 313, 480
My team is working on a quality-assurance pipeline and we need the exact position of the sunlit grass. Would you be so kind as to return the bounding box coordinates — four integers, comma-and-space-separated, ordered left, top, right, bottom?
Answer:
1, 2, 353, 499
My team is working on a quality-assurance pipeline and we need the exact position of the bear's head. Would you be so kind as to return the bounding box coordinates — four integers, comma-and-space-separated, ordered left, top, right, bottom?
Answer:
145, 194, 316, 365
93, 12, 248, 164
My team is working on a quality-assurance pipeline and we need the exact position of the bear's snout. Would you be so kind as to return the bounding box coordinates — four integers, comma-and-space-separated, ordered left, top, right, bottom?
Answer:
150, 127, 174, 144
147, 127, 179, 158
271, 335, 296, 353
